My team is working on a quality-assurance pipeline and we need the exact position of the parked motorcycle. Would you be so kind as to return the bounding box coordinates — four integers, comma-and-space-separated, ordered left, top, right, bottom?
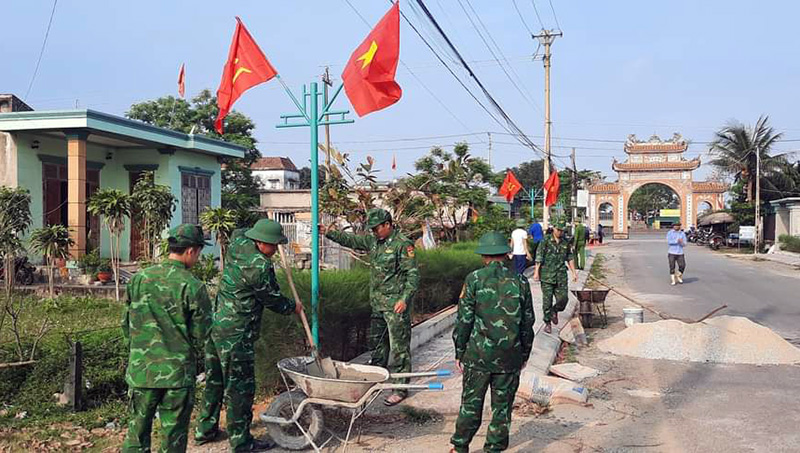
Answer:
0, 256, 36, 286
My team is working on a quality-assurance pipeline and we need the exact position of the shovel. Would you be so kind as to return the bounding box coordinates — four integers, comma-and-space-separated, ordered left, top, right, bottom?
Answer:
276, 244, 338, 379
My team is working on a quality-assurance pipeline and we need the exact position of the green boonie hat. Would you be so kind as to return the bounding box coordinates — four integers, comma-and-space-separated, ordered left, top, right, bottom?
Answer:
516, 219, 528, 228
245, 219, 288, 245
475, 231, 511, 256
168, 224, 212, 247
552, 219, 567, 230
366, 208, 392, 229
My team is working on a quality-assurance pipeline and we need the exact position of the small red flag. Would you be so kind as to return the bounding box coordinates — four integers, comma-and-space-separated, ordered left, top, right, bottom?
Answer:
215, 17, 278, 134
544, 170, 560, 206
341, 2, 402, 117
498, 171, 522, 202
392, 153, 397, 171
177, 63, 186, 98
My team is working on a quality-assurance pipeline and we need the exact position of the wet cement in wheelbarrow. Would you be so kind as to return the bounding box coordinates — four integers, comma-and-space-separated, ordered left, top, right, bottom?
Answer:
296, 358, 386, 382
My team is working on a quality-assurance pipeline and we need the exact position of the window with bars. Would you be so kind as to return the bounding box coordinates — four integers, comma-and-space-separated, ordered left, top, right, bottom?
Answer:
181, 172, 211, 225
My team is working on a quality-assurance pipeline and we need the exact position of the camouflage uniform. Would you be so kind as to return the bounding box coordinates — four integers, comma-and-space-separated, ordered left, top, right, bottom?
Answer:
122, 224, 212, 453
196, 224, 295, 452
535, 231, 574, 323
325, 209, 419, 396
451, 232, 535, 453
573, 223, 587, 270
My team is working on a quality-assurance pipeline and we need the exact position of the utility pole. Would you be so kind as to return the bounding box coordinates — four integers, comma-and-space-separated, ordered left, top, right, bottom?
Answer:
322, 67, 333, 180
571, 147, 578, 223
487, 132, 493, 170
755, 146, 761, 254
534, 29, 562, 230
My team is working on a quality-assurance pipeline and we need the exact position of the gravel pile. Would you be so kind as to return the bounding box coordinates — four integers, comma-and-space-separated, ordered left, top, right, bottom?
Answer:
597, 316, 800, 365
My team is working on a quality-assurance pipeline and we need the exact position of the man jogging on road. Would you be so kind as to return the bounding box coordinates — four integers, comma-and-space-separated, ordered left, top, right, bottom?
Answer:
667, 222, 687, 285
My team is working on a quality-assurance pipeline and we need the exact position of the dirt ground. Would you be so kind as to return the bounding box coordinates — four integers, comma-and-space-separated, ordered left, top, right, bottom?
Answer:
207, 244, 800, 453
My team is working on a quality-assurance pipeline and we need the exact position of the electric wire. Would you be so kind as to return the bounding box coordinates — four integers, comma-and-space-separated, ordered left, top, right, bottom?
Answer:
547, 0, 562, 31
530, 0, 545, 30
512, 0, 533, 35
25, 0, 59, 100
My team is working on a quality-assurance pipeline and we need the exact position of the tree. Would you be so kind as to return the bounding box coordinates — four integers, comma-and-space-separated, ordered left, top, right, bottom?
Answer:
0, 187, 32, 296
29, 225, 74, 298
408, 143, 493, 241
88, 189, 131, 301
127, 90, 263, 227
709, 116, 792, 203
130, 171, 177, 261
556, 168, 603, 221
506, 159, 545, 193
200, 207, 237, 269
628, 183, 679, 224
298, 166, 326, 190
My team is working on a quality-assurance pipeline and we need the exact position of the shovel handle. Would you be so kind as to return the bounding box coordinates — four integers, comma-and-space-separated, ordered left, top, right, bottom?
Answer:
277, 244, 317, 351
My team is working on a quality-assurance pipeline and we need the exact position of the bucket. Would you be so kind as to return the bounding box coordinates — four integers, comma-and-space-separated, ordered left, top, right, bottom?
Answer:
623, 307, 644, 327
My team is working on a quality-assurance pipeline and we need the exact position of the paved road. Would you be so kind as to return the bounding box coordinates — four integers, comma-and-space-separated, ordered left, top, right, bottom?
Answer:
614, 231, 800, 342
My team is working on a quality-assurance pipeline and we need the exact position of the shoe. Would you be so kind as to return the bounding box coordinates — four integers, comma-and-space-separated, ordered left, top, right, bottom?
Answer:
552, 312, 559, 326
384, 393, 406, 406
543, 322, 552, 334
676, 271, 683, 284
194, 428, 223, 446
671, 275, 676, 286
234, 439, 276, 452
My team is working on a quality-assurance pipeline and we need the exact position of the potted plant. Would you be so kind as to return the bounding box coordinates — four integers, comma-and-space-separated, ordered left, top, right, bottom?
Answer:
29, 224, 75, 298
77, 249, 101, 283
96, 259, 113, 283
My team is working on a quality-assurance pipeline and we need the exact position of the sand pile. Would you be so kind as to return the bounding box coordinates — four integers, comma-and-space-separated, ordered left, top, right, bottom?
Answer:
597, 316, 800, 365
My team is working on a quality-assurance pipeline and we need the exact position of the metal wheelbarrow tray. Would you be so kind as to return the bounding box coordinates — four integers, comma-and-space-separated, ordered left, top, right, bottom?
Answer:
261, 356, 449, 452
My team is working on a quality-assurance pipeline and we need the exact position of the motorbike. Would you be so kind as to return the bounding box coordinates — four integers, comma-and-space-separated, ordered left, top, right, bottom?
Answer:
0, 256, 36, 286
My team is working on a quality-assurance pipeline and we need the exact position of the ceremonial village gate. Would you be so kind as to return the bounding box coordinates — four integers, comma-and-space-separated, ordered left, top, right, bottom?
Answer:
588, 134, 726, 239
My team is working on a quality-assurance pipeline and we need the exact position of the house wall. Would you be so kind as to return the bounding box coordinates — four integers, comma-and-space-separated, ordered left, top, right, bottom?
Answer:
253, 169, 299, 190
12, 132, 221, 261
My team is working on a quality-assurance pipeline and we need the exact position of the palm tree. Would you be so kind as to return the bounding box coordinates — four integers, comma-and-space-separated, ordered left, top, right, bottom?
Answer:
200, 207, 236, 269
708, 116, 789, 203
88, 189, 131, 301
29, 225, 74, 298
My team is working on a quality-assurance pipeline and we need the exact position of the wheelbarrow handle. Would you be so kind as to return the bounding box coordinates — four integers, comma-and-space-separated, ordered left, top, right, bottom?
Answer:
378, 383, 445, 391
390, 369, 451, 379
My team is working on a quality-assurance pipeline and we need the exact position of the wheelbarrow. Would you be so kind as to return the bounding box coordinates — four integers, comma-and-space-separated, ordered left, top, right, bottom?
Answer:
571, 289, 610, 328
260, 356, 450, 452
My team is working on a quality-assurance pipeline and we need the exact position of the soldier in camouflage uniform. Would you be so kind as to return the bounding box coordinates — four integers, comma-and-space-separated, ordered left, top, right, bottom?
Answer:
195, 219, 302, 452
323, 208, 419, 406
121, 224, 212, 453
533, 219, 578, 334
450, 231, 535, 453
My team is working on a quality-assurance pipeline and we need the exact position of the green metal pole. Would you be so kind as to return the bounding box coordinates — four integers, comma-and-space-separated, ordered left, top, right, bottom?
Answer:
309, 82, 320, 346
531, 187, 535, 220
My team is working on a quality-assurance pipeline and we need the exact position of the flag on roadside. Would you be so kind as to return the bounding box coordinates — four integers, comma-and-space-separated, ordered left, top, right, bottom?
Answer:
392, 153, 397, 171
215, 17, 278, 134
341, 2, 402, 117
177, 63, 186, 98
498, 170, 522, 202
544, 170, 560, 206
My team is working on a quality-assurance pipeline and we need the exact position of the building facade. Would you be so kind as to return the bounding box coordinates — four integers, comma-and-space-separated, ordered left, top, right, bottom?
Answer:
251, 156, 300, 190
0, 108, 246, 261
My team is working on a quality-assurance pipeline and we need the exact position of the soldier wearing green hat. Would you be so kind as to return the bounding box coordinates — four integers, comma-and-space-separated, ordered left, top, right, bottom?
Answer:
195, 219, 303, 452
322, 208, 419, 406
450, 231, 535, 453
122, 224, 212, 452
533, 218, 578, 334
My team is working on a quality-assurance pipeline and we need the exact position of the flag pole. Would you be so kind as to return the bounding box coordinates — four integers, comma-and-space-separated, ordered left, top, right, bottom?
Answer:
276, 78, 353, 346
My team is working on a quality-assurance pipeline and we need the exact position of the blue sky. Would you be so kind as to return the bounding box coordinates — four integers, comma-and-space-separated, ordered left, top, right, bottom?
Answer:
4, 0, 800, 181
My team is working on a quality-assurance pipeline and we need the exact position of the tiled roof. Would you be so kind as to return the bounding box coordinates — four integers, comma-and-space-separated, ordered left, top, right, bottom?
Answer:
251, 157, 298, 171
624, 142, 687, 153
692, 181, 728, 193
588, 182, 620, 193
613, 159, 700, 171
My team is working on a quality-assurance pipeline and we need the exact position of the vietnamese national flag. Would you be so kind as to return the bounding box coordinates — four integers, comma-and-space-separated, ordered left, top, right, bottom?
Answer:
498, 171, 522, 202
544, 170, 560, 206
341, 2, 402, 117
177, 63, 186, 98
215, 17, 278, 134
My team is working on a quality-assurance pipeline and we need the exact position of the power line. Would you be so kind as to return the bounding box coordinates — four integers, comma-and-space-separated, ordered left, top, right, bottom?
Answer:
512, 0, 533, 35
530, 0, 545, 30
25, 0, 59, 100
547, 0, 562, 31
407, 0, 545, 156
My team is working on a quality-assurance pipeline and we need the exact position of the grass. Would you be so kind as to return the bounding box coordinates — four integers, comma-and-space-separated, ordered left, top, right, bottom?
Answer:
399, 406, 443, 425
586, 253, 606, 289
779, 234, 800, 253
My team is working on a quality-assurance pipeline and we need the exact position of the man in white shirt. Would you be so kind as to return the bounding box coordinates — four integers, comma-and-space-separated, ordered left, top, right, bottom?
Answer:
510, 219, 532, 275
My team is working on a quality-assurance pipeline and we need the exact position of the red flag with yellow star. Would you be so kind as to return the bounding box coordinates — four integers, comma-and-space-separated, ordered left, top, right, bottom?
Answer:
341, 2, 401, 117
215, 17, 278, 134
499, 170, 522, 202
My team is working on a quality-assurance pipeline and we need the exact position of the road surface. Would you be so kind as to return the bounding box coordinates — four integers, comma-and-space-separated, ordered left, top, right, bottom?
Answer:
616, 231, 800, 342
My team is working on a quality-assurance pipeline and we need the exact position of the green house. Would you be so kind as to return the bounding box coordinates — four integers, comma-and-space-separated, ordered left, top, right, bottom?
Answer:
0, 108, 246, 261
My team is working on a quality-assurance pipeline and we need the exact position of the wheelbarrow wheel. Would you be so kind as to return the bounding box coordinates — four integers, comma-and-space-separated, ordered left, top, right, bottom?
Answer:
264, 390, 324, 451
